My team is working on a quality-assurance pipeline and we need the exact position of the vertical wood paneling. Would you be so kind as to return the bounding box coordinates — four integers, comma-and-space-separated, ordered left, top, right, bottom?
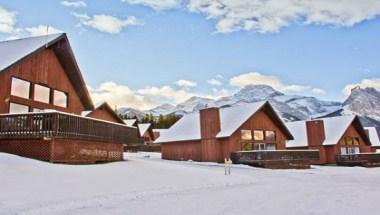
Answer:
0, 48, 86, 114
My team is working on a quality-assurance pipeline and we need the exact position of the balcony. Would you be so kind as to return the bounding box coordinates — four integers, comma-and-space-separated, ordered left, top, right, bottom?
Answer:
230, 150, 320, 169
0, 111, 140, 145
336, 153, 380, 167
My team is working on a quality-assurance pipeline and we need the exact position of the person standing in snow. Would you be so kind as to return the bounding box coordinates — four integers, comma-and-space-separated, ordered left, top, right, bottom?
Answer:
224, 158, 232, 175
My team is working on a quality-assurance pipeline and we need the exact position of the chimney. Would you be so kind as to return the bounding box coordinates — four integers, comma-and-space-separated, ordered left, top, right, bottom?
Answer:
199, 107, 221, 162
199, 107, 221, 139
306, 120, 326, 147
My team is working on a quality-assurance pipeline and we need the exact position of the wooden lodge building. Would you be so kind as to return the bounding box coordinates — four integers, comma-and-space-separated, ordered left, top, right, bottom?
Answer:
286, 116, 380, 167
0, 33, 140, 163
155, 101, 319, 168
83, 102, 126, 124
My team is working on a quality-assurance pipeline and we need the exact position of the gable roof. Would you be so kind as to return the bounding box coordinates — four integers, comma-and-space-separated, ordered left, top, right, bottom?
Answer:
155, 101, 293, 143
286, 115, 371, 147
124, 119, 137, 127
138, 123, 152, 136
85, 102, 125, 124
365, 127, 380, 147
0, 33, 94, 110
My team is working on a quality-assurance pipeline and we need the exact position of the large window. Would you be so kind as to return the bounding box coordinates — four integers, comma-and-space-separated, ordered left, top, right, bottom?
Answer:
34, 84, 50, 103
54, 90, 68, 108
241, 130, 252, 140
253, 130, 264, 141
11, 77, 30, 99
340, 137, 360, 155
265, 131, 276, 142
9, 103, 29, 114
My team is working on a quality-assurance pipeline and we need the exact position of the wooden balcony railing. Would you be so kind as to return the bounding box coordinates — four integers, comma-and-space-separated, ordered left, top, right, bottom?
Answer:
0, 111, 140, 145
336, 153, 380, 167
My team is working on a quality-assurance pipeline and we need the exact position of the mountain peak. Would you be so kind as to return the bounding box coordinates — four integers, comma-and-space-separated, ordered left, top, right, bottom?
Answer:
233, 84, 284, 102
343, 87, 380, 121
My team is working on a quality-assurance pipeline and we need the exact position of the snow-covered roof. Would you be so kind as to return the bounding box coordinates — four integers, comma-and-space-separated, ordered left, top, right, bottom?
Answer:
138, 123, 152, 135
365, 127, 380, 147
285, 121, 308, 147
322, 115, 356, 146
155, 101, 272, 143
0, 33, 64, 72
286, 115, 356, 147
124, 119, 137, 127
81, 111, 92, 117
153, 129, 168, 133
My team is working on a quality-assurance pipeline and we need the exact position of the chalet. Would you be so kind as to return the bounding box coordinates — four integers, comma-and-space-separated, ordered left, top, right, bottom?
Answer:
83, 102, 125, 124
0, 33, 139, 163
286, 116, 380, 166
138, 123, 155, 145
365, 127, 380, 152
124, 119, 138, 127
155, 101, 319, 168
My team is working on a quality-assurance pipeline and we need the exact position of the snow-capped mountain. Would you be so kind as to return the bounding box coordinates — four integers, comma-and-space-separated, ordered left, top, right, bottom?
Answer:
319, 87, 380, 131
148, 104, 176, 116
118, 107, 146, 119
212, 85, 341, 121
118, 84, 342, 122
342, 87, 380, 121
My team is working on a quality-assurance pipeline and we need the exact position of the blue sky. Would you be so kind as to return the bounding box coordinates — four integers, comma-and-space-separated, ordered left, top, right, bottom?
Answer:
1, 0, 380, 110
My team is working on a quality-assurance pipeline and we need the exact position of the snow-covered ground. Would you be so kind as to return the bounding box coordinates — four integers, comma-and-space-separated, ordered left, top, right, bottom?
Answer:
1, 152, 380, 215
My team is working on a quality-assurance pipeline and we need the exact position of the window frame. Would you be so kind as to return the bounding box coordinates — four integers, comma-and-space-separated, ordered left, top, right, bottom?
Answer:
53, 89, 68, 108
241, 130, 253, 141
265, 130, 276, 142
33, 83, 51, 104
10, 76, 31, 99
253, 130, 265, 141
8, 102, 30, 114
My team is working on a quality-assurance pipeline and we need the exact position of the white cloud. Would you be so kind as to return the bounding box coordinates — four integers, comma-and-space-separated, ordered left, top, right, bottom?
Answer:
90, 82, 156, 110
207, 78, 222, 86
72, 13, 142, 34
311, 88, 326, 95
175, 79, 197, 88
0, 6, 20, 34
343, 78, 380, 95
229, 72, 325, 94
60, 1, 87, 8
25, 25, 63, 37
90, 81, 230, 110
122, 0, 182, 10
187, 0, 380, 33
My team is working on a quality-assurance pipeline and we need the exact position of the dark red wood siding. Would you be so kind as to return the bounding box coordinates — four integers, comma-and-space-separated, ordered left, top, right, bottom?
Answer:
0, 48, 87, 115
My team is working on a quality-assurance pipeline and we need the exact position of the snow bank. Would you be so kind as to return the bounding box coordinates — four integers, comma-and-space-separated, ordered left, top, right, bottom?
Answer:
1, 152, 380, 215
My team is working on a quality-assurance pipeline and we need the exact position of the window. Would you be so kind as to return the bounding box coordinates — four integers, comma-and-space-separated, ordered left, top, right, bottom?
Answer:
9, 103, 29, 113
54, 90, 68, 108
241, 130, 252, 140
265, 131, 276, 142
253, 130, 264, 141
340, 136, 360, 155
266, 143, 276, 150
242, 142, 253, 151
11, 77, 30, 99
254, 143, 265, 151
34, 84, 50, 103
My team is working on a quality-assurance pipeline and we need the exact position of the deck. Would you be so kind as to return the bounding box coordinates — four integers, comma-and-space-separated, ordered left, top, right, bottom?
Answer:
230, 150, 320, 169
336, 153, 380, 167
0, 111, 141, 163
0, 111, 139, 144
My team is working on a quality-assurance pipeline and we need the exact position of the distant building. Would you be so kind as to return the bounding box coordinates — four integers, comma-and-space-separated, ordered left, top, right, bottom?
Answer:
138, 123, 155, 145
286, 116, 380, 166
